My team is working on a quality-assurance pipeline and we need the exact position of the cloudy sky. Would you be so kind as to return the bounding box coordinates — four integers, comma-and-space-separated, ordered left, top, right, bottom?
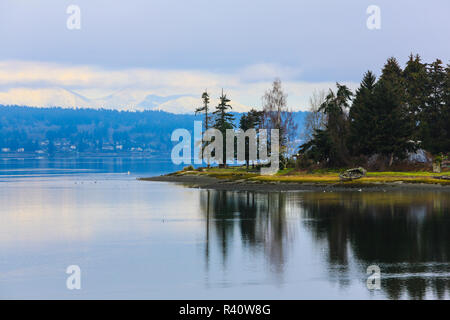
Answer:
0, 0, 449, 112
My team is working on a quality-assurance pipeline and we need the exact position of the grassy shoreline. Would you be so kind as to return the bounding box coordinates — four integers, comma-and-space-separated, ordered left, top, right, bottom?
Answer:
140, 166, 450, 188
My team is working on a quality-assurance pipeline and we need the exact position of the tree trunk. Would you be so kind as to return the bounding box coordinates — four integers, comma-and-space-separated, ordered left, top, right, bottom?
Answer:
389, 153, 394, 167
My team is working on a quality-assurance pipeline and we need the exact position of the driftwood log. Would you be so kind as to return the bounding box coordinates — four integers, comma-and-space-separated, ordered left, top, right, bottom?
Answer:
339, 167, 367, 182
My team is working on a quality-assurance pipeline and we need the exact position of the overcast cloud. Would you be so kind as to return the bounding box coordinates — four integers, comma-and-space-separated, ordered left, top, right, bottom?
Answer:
0, 0, 448, 111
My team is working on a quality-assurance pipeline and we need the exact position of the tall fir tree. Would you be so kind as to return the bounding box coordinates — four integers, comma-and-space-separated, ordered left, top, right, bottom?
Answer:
195, 90, 212, 131
195, 90, 212, 166
213, 89, 235, 134
239, 109, 263, 169
403, 54, 429, 140
420, 59, 447, 153
348, 71, 377, 156
444, 64, 450, 152
213, 90, 235, 166
372, 57, 413, 165
318, 83, 352, 166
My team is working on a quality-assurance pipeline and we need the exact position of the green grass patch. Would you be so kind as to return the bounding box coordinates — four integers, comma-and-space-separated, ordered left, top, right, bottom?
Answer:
176, 167, 450, 186
366, 171, 438, 177
275, 168, 295, 175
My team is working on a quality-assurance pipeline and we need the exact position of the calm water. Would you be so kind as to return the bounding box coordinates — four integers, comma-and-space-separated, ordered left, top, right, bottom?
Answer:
0, 157, 449, 299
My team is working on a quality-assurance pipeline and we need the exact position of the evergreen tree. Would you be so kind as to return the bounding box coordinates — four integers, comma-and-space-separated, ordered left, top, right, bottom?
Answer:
403, 54, 429, 140
318, 83, 352, 166
444, 64, 450, 152
420, 59, 447, 153
298, 129, 332, 164
239, 108, 262, 131
195, 90, 212, 131
300, 54, 449, 168
371, 57, 413, 165
213, 89, 235, 134
213, 90, 235, 166
348, 71, 377, 156
239, 109, 263, 169
195, 90, 212, 166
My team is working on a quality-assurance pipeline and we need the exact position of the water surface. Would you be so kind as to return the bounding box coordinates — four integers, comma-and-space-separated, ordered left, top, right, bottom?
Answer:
0, 158, 449, 299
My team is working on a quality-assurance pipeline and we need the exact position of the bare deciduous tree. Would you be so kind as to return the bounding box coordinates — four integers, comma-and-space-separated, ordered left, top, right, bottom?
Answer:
301, 89, 327, 143
261, 78, 298, 160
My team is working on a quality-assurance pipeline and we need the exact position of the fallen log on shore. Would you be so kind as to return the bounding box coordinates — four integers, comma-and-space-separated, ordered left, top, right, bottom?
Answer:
339, 167, 367, 182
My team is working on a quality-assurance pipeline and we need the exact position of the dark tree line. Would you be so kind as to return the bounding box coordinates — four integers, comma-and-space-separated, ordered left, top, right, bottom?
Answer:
299, 55, 450, 168
0, 106, 200, 155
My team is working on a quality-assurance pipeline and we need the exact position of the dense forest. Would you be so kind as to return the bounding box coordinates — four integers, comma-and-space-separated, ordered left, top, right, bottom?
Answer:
0, 104, 306, 157
299, 55, 450, 169
0, 106, 198, 156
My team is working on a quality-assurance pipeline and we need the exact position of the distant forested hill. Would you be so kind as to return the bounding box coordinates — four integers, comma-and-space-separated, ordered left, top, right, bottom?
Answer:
0, 105, 306, 157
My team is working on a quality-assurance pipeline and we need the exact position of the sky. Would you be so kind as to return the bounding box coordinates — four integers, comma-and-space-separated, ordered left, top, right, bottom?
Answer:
0, 0, 449, 112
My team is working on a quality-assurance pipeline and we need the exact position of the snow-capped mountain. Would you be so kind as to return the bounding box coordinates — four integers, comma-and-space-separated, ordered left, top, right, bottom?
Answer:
0, 87, 253, 114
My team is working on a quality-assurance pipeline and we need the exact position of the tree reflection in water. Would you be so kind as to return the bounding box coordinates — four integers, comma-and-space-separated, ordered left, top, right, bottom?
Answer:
200, 190, 295, 276
199, 189, 450, 299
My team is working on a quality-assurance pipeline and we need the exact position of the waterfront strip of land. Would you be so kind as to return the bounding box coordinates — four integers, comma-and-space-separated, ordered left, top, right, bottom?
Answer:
140, 167, 450, 192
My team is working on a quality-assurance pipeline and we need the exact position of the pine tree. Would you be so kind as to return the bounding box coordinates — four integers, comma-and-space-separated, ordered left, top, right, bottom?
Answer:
195, 90, 213, 166
420, 59, 447, 153
403, 54, 429, 140
318, 83, 352, 166
213, 89, 235, 133
239, 109, 263, 169
213, 90, 235, 167
371, 57, 413, 165
444, 64, 450, 152
195, 90, 212, 131
239, 109, 262, 131
348, 71, 377, 156
298, 129, 332, 164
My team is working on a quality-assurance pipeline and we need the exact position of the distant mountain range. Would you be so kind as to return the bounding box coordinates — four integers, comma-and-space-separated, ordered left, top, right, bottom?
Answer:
0, 105, 307, 157
0, 88, 255, 114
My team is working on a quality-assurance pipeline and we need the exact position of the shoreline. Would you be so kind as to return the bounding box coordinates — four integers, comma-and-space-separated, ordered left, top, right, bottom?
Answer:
139, 172, 450, 192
